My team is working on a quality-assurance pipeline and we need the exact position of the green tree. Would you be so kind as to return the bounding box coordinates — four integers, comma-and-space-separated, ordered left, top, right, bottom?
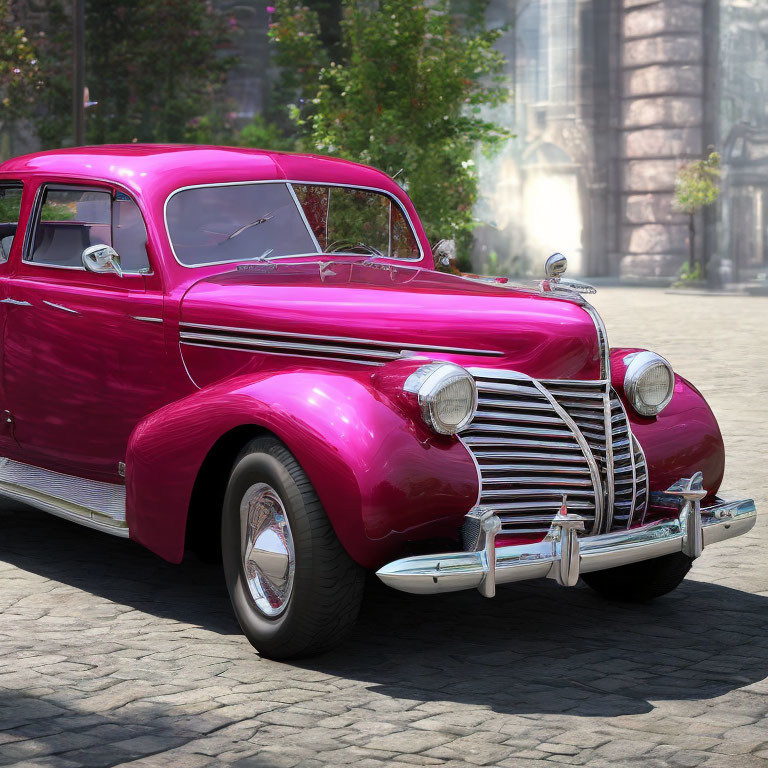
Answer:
0, 0, 44, 156
674, 150, 721, 276
35, 0, 233, 147
266, 0, 510, 266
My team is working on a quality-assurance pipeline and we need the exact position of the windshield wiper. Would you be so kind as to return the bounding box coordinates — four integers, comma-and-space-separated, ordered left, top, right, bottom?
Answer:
325, 240, 384, 257
223, 212, 275, 242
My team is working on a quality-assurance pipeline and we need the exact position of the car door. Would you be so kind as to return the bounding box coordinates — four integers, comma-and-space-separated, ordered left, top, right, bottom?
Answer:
0, 180, 27, 459
1, 181, 167, 481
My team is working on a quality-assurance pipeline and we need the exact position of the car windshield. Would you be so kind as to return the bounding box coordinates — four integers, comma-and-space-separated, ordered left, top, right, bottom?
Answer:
165, 182, 421, 266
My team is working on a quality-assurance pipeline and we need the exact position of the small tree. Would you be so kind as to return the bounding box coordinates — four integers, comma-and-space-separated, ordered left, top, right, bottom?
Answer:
267, 0, 510, 266
0, 0, 44, 156
673, 150, 721, 278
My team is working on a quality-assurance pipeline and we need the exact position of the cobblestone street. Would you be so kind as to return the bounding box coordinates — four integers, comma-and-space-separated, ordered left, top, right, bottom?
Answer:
1, 287, 767, 768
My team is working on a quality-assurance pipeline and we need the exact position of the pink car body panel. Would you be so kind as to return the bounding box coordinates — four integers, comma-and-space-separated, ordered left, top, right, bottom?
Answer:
0, 145, 726, 567
126, 367, 479, 566
609, 348, 725, 502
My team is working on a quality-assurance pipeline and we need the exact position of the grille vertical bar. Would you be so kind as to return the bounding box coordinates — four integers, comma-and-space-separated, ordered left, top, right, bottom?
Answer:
464, 371, 647, 536
462, 372, 601, 536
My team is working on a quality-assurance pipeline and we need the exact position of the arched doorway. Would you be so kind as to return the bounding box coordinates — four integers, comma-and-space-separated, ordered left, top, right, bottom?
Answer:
522, 142, 585, 275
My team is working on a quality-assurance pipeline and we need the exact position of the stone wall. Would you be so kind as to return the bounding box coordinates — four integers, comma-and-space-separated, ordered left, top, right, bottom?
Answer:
616, 0, 710, 279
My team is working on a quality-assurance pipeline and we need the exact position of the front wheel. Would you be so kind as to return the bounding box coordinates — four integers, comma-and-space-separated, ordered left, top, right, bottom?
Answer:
222, 437, 365, 659
582, 552, 693, 602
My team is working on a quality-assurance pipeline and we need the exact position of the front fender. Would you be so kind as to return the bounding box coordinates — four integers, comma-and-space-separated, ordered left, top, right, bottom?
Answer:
610, 348, 725, 500
126, 369, 479, 567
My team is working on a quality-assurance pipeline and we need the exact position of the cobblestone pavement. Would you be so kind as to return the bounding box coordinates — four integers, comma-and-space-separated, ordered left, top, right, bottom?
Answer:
1, 288, 767, 768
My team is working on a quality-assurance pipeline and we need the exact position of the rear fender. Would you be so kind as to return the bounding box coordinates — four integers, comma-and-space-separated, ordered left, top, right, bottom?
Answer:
126, 369, 479, 566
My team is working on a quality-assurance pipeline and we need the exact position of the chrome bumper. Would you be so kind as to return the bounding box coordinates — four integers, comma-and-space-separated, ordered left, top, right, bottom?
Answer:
376, 474, 757, 596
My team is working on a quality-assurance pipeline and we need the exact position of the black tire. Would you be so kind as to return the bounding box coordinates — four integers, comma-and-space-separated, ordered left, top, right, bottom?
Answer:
581, 552, 693, 602
221, 436, 364, 659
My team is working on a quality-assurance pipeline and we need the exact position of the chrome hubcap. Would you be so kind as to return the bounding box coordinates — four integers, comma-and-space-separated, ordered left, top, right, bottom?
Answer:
241, 483, 295, 617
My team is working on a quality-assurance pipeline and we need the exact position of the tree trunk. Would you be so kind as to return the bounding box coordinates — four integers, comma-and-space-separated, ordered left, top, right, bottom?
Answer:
688, 212, 695, 271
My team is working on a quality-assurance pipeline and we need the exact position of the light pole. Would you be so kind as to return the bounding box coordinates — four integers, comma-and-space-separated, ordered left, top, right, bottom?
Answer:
73, 0, 85, 146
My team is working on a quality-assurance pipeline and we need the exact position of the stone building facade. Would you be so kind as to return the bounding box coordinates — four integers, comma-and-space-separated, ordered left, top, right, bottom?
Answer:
476, 0, 768, 282
7, 0, 767, 283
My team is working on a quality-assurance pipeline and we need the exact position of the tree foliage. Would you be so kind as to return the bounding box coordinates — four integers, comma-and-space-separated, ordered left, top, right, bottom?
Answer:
35, 0, 232, 147
674, 150, 721, 273
265, 0, 510, 263
0, 1, 44, 126
674, 150, 721, 215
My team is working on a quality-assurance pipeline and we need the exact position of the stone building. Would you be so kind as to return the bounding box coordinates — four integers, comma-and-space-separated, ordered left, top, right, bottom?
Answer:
6, 0, 767, 283
475, 0, 768, 283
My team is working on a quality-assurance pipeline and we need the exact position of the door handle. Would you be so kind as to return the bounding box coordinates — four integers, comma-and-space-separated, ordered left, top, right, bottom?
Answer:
0, 298, 31, 306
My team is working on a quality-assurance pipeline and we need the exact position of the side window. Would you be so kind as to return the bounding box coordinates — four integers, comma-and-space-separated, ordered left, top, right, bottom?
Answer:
112, 192, 150, 273
26, 186, 150, 273
0, 183, 24, 263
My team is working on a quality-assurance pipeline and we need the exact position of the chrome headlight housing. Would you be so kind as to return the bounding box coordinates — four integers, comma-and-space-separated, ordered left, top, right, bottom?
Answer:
404, 363, 477, 435
623, 351, 675, 417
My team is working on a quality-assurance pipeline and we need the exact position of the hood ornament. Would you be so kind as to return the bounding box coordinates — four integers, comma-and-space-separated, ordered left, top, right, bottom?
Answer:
542, 253, 597, 295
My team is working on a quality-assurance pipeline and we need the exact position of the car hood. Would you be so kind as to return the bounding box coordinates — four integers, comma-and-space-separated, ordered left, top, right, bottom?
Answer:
179, 261, 603, 384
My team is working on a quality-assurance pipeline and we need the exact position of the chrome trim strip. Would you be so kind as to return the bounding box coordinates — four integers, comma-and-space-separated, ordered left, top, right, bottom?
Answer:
180, 340, 382, 367
376, 495, 757, 595
580, 301, 611, 380
0, 457, 128, 536
286, 183, 322, 253
179, 322, 504, 358
132, 315, 163, 324
602, 385, 615, 531
181, 331, 400, 361
533, 380, 605, 534
163, 179, 427, 268
0, 298, 31, 306
178, 344, 203, 389
43, 300, 79, 314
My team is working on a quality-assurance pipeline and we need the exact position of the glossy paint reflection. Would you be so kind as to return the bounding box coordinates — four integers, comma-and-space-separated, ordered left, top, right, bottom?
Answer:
610, 348, 725, 501
127, 369, 479, 566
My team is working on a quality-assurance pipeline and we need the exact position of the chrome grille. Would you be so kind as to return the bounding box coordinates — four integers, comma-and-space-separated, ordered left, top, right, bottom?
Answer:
464, 370, 647, 536
462, 371, 602, 535
547, 386, 649, 530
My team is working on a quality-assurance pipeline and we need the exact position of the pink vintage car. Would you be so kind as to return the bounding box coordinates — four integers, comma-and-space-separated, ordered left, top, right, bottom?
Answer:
0, 145, 757, 658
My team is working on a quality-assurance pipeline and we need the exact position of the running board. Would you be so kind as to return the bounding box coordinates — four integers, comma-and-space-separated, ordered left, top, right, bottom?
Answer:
0, 457, 129, 537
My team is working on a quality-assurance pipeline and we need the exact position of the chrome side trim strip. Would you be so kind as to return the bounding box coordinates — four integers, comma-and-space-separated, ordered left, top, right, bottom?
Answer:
180, 340, 382, 367
180, 330, 400, 361
0, 298, 31, 306
43, 300, 79, 314
0, 458, 127, 535
179, 322, 504, 358
0, 484, 130, 537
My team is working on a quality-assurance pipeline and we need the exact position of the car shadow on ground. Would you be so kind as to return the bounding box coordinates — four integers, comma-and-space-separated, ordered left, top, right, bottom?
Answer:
2, 502, 767, 721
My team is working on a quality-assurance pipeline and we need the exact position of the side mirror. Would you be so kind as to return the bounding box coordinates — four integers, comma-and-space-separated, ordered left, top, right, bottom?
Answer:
82, 244, 123, 277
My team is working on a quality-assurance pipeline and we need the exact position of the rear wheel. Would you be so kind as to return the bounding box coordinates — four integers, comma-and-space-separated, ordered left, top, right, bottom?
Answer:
582, 552, 693, 602
221, 436, 365, 659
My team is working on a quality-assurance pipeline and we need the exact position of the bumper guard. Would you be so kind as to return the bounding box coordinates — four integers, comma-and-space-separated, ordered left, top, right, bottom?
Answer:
376, 472, 757, 596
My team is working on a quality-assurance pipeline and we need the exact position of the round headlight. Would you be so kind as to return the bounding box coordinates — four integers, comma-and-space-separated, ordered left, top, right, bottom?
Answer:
404, 363, 477, 435
623, 351, 675, 417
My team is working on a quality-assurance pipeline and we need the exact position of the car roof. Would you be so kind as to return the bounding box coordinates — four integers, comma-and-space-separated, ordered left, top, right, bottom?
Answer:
0, 144, 400, 200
